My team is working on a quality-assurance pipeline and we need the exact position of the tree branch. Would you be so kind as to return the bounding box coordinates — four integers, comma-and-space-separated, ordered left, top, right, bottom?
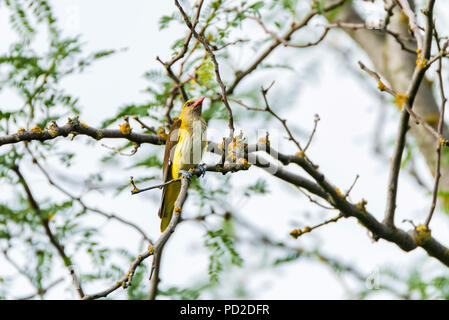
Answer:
0, 117, 164, 147
226, 0, 347, 96
175, 0, 235, 136
383, 0, 435, 227
82, 175, 191, 300
425, 31, 448, 227
25, 146, 153, 244
11, 165, 85, 298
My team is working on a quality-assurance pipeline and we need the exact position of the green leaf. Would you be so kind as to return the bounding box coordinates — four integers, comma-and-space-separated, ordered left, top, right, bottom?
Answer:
249, 1, 264, 11
273, 252, 302, 266
204, 229, 243, 283
244, 178, 268, 197
159, 15, 174, 30
196, 57, 215, 86
132, 154, 163, 169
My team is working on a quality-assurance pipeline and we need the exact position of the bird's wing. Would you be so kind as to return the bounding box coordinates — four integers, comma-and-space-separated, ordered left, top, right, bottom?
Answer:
158, 118, 182, 219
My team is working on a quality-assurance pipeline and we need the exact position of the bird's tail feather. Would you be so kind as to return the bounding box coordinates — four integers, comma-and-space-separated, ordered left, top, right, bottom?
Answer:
159, 180, 181, 232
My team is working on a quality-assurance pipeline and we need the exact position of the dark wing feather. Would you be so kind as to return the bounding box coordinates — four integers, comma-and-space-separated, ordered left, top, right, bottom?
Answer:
158, 119, 181, 218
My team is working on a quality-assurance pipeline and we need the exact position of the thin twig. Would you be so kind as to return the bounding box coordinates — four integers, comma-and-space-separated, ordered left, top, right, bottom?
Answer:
248, 15, 331, 49
345, 174, 360, 198
156, 56, 189, 101
2, 247, 44, 297
25, 146, 153, 243
11, 165, 85, 298
358, 61, 396, 96
383, 0, 436, 227
260, 82, 304, 152
101, 142, 140, 157
211, 39, 249, 51
226, 0, 347, 96
297, 187, 337, 210
395, 0, 423, 50
304, 114, 320, 152
358, 60, 449, 146
130, 176, 181, 195
383, 0, 396, 31
425, 32, 447, 227
290, 214, 343, 239
132, 116, 157, 134
17, 278, 64, 300
175, 0, 235, 136
82, 176, 191, 300
148, 246, 163, 300
325, 21, 416, 54
151, 1, 205, 123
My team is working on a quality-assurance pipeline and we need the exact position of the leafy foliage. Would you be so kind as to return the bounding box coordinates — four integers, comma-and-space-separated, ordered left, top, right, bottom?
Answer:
1, 0, 448, 301
159, 284, 208, 300
244, 178, 269, 197
0, 0, 125, 299
204, 229, 243, 283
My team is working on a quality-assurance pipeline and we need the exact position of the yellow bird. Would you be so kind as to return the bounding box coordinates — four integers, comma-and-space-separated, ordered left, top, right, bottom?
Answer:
158, 96, 207, 232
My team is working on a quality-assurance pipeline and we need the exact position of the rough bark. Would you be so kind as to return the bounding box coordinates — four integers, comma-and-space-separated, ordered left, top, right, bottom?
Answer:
335, 3, 448, 190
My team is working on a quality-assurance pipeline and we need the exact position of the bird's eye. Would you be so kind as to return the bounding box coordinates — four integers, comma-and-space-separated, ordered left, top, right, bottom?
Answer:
186, 101, 193, 107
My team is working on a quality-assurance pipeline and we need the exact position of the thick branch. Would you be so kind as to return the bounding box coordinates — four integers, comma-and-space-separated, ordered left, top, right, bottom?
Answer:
268, 148, 449, 267
0, 118, 164, 147
384, 0, 435, 227
82, 176, 191, 300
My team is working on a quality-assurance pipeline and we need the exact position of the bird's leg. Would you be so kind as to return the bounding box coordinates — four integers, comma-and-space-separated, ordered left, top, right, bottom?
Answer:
196, 163, 207, 177
180, 163, 206, 180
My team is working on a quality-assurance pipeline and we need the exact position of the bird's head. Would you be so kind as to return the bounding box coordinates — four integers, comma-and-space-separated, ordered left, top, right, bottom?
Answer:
180, 96, 205, 122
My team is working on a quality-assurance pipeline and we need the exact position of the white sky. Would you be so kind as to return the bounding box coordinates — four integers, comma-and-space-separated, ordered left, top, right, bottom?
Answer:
1, 0, 449, 300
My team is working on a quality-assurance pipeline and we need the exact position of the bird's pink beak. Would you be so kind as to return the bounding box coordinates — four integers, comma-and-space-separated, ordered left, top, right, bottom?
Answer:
193, 96, 205, 108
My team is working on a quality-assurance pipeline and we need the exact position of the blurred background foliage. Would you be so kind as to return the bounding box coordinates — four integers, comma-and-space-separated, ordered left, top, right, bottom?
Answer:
0, 0, 448, 299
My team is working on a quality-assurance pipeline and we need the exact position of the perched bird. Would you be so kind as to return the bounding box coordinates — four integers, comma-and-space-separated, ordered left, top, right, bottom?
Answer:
158, 96, 207, 232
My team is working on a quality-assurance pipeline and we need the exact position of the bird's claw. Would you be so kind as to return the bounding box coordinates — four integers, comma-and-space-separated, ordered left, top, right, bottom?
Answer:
180, 164, 206, 180
179, 170, 193, 181
196, 163, 207, 177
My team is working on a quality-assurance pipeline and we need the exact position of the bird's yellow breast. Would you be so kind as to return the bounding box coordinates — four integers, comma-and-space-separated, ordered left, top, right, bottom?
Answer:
171, 122, 206, 178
